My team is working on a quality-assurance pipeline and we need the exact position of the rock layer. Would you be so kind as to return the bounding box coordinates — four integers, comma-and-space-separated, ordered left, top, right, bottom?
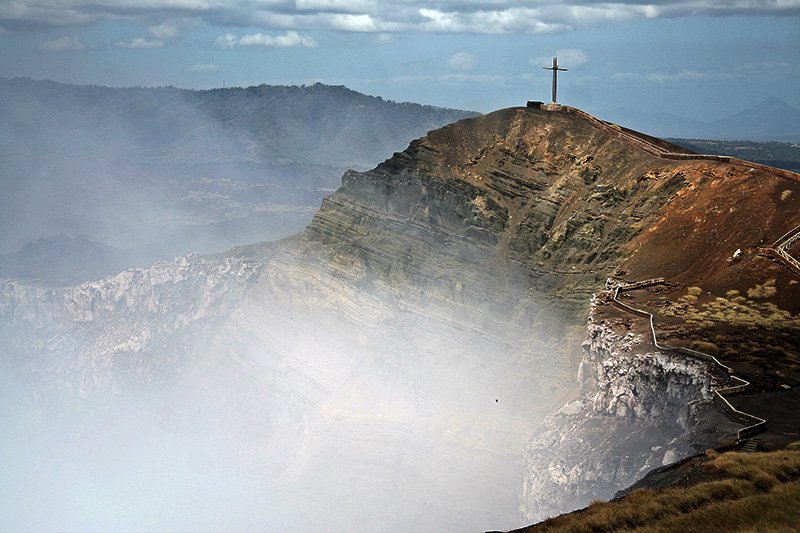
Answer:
2, 106, 797, 531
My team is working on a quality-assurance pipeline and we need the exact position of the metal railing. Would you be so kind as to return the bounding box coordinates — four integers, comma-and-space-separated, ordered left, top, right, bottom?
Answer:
609, 279, 766, 442
542, 106, 800, 183
765, 223, 800, 276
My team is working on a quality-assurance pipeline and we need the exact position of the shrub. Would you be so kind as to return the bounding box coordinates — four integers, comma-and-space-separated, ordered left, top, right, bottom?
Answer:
747, 279, 777, 299
687, 286, 703, 296
705, 448, 720, 459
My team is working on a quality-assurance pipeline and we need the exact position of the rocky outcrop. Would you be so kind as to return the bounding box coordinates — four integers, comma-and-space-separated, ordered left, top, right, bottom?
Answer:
520, 300, 742, 521
294, 108, 698, 320
0, 248, 266, 397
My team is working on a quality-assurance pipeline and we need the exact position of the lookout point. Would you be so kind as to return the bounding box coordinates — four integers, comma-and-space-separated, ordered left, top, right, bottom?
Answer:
528, 56, 567, 110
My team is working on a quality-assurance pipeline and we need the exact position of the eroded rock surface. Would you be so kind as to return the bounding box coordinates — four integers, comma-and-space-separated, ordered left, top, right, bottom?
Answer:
520, 302, 742, 521
0, 248, 267, 397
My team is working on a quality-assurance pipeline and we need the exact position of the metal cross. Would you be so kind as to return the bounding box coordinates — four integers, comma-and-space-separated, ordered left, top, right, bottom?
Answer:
542, 57, 567, 104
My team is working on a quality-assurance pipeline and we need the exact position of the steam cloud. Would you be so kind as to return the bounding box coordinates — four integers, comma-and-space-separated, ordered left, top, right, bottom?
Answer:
0, 79, 576, 531
0, 241, 577, 531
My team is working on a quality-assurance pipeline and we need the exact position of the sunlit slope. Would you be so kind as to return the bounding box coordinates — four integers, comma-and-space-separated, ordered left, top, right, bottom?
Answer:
512, 446, 800, 533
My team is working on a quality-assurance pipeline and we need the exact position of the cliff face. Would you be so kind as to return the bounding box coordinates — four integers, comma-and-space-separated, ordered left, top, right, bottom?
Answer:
298, 107, 695, 315
2, 106, 797, 531
520, 301, 742, 520
0, 247, 267, 397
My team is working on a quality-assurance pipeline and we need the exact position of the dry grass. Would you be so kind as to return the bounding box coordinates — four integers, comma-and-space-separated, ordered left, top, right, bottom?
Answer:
747, 278, 778, 299
638, 479, 800, 532
712, 450, 800, 483
688, 340, 718, 354
660, 285, 800, 331
522, 447, 800, 533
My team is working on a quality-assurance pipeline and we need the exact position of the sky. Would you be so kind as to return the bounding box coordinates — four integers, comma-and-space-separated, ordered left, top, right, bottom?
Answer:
0, 1, 798, 119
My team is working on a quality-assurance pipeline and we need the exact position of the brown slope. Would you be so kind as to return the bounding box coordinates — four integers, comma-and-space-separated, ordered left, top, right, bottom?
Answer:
300, 104, 799, 361
294, 105, 800, 525
307, 106, 697, 313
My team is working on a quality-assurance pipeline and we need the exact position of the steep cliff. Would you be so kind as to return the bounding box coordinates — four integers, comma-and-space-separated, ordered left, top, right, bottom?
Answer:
520, 298, 742, 520
296, 107, 701, 317
2, 105, 798, 531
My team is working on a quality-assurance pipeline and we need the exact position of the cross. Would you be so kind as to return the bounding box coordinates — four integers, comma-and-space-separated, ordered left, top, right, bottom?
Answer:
542, 57, 567, 104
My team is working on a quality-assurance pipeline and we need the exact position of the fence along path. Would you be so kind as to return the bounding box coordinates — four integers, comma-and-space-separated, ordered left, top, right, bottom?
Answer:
540, 104, 799, 440
771, 224, 800, 275
607, 278, 766, 442
550, 105, 800, 184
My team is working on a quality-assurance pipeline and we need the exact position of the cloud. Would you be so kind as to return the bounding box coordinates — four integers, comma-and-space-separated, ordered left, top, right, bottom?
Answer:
39, 35, 86, 52
186, 63, 219, 72
554, 49, 588, 68
217, 31, 318, 48
384, 72, 535, 85
215, 33, 239, 48
295, 0, 377, 13
149, 23, 180, 39
418, 8, 571, 33
447, 52, 476, 71
733, 60, 791, 72
3, 1, 800, 33
113, 37, 165, 49
532, 49, 588, 69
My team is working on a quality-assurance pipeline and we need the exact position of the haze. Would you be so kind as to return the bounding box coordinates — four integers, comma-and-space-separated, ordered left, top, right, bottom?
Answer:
0, 77, 578, 531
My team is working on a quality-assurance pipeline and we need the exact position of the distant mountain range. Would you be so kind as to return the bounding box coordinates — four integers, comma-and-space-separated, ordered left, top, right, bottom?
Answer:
0, 78, 476, 282
607, 97, 800, 142
666, 138, 800, 173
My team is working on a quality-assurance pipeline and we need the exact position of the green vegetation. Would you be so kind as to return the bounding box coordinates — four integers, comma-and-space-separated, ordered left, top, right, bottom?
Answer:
523, 447, 800, 532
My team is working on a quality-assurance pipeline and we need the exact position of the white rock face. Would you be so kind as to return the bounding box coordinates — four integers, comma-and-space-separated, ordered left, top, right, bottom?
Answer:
519, 305, 739, 522
0, 252, 264, 396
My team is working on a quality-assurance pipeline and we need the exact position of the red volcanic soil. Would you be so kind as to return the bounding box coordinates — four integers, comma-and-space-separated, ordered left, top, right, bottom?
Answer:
622, 161, 800, 290
577, 112, 800, 452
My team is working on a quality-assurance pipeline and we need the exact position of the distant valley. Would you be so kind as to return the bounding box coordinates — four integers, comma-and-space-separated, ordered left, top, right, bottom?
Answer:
667, 138, 800, 173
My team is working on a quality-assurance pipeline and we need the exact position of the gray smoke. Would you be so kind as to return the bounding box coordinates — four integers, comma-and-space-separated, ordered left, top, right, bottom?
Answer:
0, 79, 578, 532
0, 238, 579, 532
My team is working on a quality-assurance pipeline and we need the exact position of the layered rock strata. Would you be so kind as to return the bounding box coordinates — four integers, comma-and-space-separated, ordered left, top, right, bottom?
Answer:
2, 106, 796, 530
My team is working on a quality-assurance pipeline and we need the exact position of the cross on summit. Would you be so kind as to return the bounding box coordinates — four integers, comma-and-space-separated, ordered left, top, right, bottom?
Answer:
542, 57, 567, 104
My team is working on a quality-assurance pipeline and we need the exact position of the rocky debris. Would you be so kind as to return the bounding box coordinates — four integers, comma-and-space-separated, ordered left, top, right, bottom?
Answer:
0, 251, 264, 397
520, 302, 741, 521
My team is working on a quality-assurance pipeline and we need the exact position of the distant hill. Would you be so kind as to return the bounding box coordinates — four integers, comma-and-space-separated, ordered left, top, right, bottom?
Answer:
706, 97, 800, 141
0, 78, 477, 282
0, 234, 137, 286
607, 97, 800, 142
0, 78, 476, 169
